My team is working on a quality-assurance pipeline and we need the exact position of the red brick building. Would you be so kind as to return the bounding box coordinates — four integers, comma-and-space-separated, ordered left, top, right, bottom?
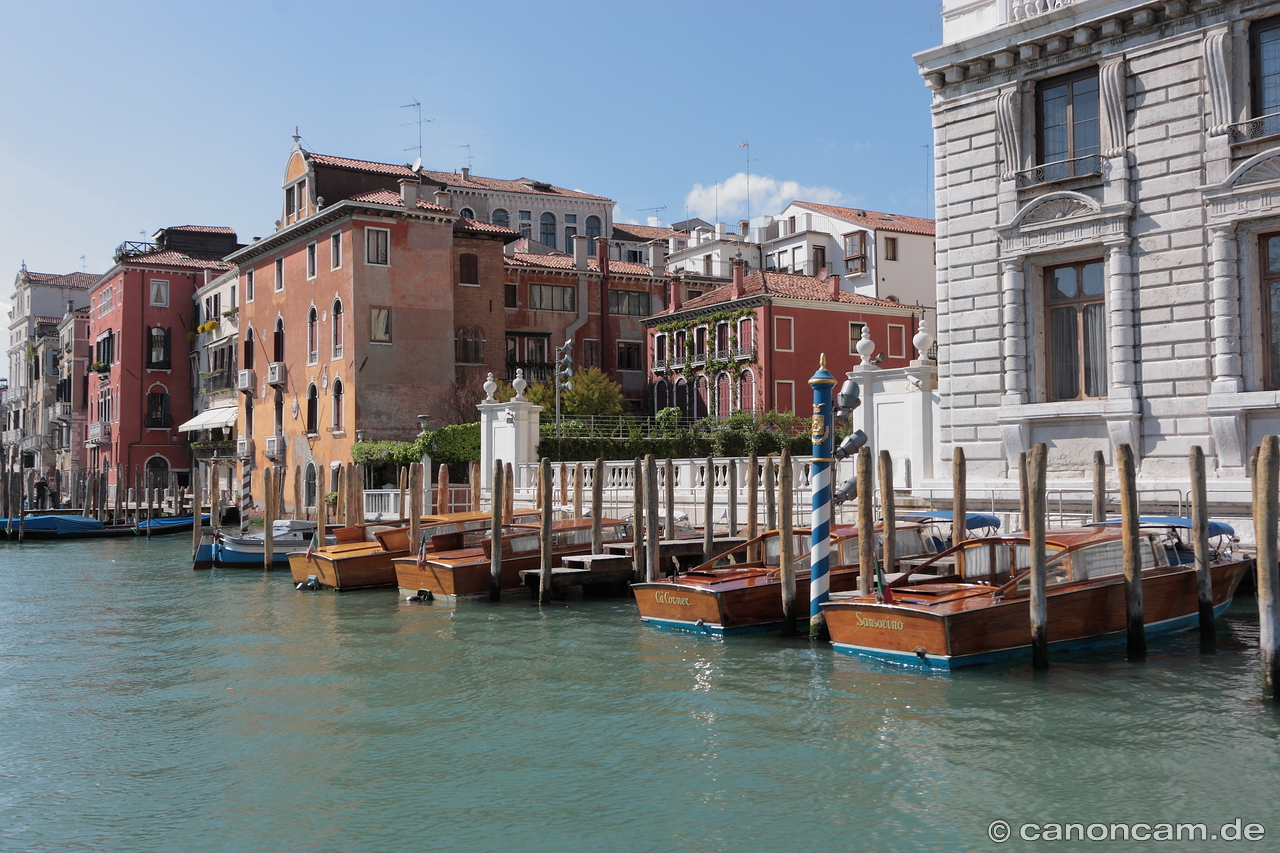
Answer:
86, 225, 240, 491
645, 261, 923, 416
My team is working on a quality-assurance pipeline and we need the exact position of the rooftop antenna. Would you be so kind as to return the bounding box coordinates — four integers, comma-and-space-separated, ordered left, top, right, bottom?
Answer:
79, 254, 86, 273
459, 143, 474, 171
293, 126, 301, 145
638, 205, 666, 226
738, 141, 758, 224
400, 100, 435, 161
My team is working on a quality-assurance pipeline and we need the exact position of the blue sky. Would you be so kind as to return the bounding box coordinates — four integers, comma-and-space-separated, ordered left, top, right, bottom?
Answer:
1, 0, 943, 299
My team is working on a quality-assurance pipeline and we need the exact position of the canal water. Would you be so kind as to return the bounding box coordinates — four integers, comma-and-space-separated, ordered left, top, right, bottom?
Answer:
2, 536, 1278, 852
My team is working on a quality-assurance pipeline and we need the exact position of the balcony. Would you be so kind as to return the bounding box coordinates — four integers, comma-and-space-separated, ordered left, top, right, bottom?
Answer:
690, 352, 707, 366
267, 362, 285, 386
1015, 154, 1103, 189
191, 440, 236, 460
87, 422, 111, 445
1229, 112, 1280, 145
652, 358, 668, 370
735, 346, 755, 361
265, 434, 285, 459
202, 370, 234, 393
3, 429, 23, 447
2, 387, 23, 406
236, 437, 254, 458
47, 402, 71, 422
236, 369, 255, 393
506, 361, 552, 382
21, 435, 43, 451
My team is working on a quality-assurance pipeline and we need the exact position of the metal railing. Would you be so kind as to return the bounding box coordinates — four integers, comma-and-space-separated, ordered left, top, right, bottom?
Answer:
507, 361, 552, 382
363, 485, 474, 520
1228, 112, 1280, 145
1015, 154, 1103, 188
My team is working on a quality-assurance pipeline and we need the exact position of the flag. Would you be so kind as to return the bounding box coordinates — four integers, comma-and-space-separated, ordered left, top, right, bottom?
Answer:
416, 531, 429, 571
306, 527, 319, 563
875, 559, 895, 604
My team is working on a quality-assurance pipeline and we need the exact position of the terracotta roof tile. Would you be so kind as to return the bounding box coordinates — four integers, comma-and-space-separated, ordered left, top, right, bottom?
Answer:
165, 225, 237, 234
346, 188, 454, 213
675, 271, 912, 313
455, 216, 521, 238
21, 271, 100, 289
612, 223, 680, 242
117, 250, 232, 271
793, 201, 935, 236
507, 252, 664, 278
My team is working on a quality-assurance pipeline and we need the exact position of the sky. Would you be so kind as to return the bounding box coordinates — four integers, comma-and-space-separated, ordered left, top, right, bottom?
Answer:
0, 0, 944, 306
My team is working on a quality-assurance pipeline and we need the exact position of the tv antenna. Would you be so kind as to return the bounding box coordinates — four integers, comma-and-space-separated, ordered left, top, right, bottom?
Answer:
459, 143, 474, 171
738, 141, 759, 223
400, 99, 435, 161
638, 205, 666, 224
79, 254, 86, 273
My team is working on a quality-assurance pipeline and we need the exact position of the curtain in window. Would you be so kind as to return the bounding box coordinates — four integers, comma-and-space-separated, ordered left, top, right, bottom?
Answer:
1082, 302, 1107, 397
1049, 306, 1079, 401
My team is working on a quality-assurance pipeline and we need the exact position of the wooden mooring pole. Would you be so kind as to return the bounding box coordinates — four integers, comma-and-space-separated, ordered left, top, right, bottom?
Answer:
702, 457, 714, 563
952, 447, 967, 547
1256, 435, 1280, 699
470, 460, 481, 512
857, 446, 874, 597
1189, 446, 1214, 641
879, 450, 896, 577
746, 453, 759, 562
437, 463, 449, 515
1018, 451, 1029, 531
559, 462, 568, 510
191, 463, 203, 560
779, 448, 796, 636
263, 466, 275, 570
631, 457, 644, 582
504, 462, 514, 524
538, 457, 553, 604
764, 456, 777, 532
1117, 443, 1146, 659
409, 462, 422, 561
727, 460, 738, 537
1092, 449, 1107, 523
490, 459, 503, 602
591, 458, 604, 555
1029, 442, 1049, 669
664, 458, 675, 542
574, 462, 584, 519
645, 454, 660, 582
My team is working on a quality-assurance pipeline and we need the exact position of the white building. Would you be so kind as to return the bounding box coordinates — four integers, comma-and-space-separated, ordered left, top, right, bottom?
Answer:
917, 0, 1280, 503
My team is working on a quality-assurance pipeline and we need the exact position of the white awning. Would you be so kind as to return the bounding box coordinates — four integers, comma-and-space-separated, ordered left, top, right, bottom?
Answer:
177, 406, 238, 432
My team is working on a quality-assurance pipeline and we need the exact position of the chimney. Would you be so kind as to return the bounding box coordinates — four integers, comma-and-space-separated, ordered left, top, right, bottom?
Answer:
715, 222, 727, 240
596, 238, 609, 273
739, 219, 749, 236
731, 258, 745, 298
648, 243, 664, 275
399, 177, 420, 208
830, 272, 841, 300
461, 167, 470, 182
434, 190, 451, 209
670, 279, 682, 311
573, 234, 588, 270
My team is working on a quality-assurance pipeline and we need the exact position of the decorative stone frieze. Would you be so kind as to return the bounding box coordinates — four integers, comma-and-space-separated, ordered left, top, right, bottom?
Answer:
998, 192, 1131, 255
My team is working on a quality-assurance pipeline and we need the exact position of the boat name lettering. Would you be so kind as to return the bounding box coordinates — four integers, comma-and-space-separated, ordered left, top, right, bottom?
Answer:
854, 612, 904, 630
654, 590, 691, 606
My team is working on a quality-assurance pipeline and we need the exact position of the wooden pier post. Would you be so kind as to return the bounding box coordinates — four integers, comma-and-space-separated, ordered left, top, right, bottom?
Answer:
779, 449, 796, 635
857, 446, 874, 597
591, 458, 604, 555
336, 463, 347, 526
211, 464, 221, 532
470, 460, 481, 511
1018, 451, 1029, 531
879, 450, 896, 576
535, 463, 543, 512
539, 457, 554, 604
263, 466, 275, 570
574, 462, 584, 519
764, 456, 777, 531
1189, 446, 1214, 641
398, 465, 407, 522
437, 463, 449, 515
746, 453, 759, 562
632, 457, 644, 582
316, 460, 329, 548
645, 454, 660, 582
727, 460, 738, 536
1092, 449, 1106, 523
409, 463, 422, 561
703, 457, 715, 563
490, 459, 504, 602
1256, 435, 1280, 699
115, 464, 123, 524
191, 463, 203, 559
146, 477, 153, 540
664, 458, 675, 542
1118, 443, 1146, 659
504, 462, 514, 524
952, 447, 966, 546
293, 465, 302, 521
1029, 442, 1049, 669
559, 461, 568, 510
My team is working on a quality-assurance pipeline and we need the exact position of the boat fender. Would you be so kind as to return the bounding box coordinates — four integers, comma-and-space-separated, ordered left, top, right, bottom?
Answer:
695, 618, 706, 632
914, 648, 928, 659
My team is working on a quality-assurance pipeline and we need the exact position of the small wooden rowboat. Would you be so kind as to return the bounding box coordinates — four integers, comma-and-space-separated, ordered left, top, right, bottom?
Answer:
288, 512, 505, 590
393, 517, 628, 599
820, 526, 1254, 669
631, 521, 945, 635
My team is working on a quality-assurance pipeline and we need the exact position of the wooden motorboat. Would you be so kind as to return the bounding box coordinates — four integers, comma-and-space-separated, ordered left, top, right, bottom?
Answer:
821, 527, 1254, 669
632, 521, 942, 634
288, 511, 503, 590
393, 517, 628, 599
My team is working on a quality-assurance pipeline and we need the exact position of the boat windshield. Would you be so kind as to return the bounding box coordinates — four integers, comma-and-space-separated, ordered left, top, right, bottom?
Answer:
762, 535, 812, 574
839, 529, 928, 564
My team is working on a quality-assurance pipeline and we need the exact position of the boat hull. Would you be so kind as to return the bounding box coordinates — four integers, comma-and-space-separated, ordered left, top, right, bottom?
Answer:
393, 552, 535, 599
824, 558, 1252, 669
288, 545, 406, 590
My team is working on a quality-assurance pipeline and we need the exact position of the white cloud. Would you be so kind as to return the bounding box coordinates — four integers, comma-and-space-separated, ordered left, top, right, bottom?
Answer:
683, 172, 846, 223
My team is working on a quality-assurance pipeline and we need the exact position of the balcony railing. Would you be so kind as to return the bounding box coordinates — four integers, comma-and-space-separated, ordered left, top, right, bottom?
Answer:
88, 422, 111, 445
690, 352, 707, 366
2, 387, 23, 406
1015, 154, 1103, 188
506, 361, 552, 382
21, 435, 43, 451
47, 402, 71, 422
113, 240, 158, 262
1228, 112, 1280, 145
652, 358, 668, 370
203, 370, 234, 393
3, 429, 23, 447
236, 438, 254, 458
265, 435, 285, 459
735, 346, 755, 360
191, 440, 236, 459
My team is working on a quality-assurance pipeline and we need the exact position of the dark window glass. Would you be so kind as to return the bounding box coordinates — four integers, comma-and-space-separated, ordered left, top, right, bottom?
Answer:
1038, 70, 1100, 164
1045, 260, 1107, 401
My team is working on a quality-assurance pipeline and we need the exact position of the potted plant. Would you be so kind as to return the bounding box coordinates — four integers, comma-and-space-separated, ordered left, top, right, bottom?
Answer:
89, 361, 109, 375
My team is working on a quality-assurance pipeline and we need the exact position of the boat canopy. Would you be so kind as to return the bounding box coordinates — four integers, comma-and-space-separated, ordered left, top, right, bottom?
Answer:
1084, 516, 1235, 539
1, 515, 105, 533
899, 511, 1001, 531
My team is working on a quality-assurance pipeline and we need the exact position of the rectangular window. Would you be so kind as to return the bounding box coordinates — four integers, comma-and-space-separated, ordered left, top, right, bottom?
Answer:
813, 246, 826, 274
565, 226, 577, 251
506, 336, 518, 364
146, 391, 169, 429
149, 279, 169, 306
370, 306, 392, 343
1254, 18, 1280, 118
583, 339, 601, 369
529, 284, 575, 312
274, 258, 284, 292
1261, 232, 1280, 388
617, 341, 642, 371
519, 211, 532, 240
504, 283, 517, 308
285, 185, 295, 218
564, 214, 577, 224
775, 380, 795, 414
331, 232, 343, 269
306, 242, 317, 279
775, 316, 794, 352
844, 232, 867, 274
245, 269, 255, 302
888, 324, 906, 359
848, 322, 866, 355
1045, 259, 1107, 401
526, 337, 548, 364
366, 227, 390, 265
884, 237, 898, 261
230, 284, 237, 308
1036, 68, 1100, 174
608, 290, 651, 316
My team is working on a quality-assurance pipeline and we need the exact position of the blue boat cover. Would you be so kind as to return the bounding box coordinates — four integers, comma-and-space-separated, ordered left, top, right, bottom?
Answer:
899, 511, 1002, 531
1085, 516, 1235, 538
0, 515, 106, 533
136, 514, 208, 530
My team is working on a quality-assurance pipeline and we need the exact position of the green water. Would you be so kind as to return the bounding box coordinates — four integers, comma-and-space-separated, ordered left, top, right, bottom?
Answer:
1, 537, 1278, 852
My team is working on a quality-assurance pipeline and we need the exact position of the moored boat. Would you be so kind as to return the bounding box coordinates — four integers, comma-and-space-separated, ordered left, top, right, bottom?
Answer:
821, 526, 1254, 669
1, 513, 204, 540
214, 519, 321, 568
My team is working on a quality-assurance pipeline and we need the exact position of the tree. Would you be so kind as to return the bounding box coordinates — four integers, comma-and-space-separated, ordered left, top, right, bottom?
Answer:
527, 366, 626, 417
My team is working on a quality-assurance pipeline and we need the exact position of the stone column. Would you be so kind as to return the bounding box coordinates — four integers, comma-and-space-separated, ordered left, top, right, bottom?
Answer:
1209, 222, 1243, 393
1000, 257, 1027, 404
1105, 241, 1137, 398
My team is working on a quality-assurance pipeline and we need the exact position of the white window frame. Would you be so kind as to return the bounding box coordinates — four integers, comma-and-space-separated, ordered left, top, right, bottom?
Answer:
274, 258, 284, 292
331, 232, 342, 270
774, 316, 795, 352
306, 242, 317, 280
365, 227, 390, 266
774, 380, 795, 414
149, 279, 169, 307
888, 323, 906, 359
245, 269, 255, 303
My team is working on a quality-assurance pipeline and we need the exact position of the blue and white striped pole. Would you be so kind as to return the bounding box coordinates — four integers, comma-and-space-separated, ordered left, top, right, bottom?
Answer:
808, 355, 836, 641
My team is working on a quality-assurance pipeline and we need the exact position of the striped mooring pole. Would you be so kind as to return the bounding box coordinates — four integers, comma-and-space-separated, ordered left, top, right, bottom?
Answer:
240, 461, 252, 533
809, 354, 837, 641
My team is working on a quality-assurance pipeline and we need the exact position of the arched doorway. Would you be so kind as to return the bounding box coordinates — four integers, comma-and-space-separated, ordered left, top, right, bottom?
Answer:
145, 456, 170, 491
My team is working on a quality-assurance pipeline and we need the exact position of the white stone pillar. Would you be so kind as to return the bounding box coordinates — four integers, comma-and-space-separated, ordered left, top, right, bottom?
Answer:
1000, 257, 1027, 404
1105, 241, 1137, 398
1210, 222, 1243, 393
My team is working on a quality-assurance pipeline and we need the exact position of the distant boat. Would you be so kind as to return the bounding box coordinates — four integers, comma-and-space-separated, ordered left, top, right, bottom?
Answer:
213, 519, 321, 568
0, 514, 204, 540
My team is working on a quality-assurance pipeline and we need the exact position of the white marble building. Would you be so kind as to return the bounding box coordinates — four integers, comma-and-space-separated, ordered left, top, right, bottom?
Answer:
916, 0, 1280, 503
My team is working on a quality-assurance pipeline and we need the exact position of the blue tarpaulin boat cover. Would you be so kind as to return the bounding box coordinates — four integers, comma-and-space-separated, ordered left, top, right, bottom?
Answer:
899, 511, 1002, 531
1085, 516, 1235, 539
0, 515, 105, 533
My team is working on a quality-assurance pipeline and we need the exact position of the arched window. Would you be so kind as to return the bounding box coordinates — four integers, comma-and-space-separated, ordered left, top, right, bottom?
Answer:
654, 380, 669, 413
455, 327, 485, 364
148, 327, 169, 369
331, 379, 344, 431
245, 396, 254, 436
306, 383, 318, 434
244, 328, 255, 370
273, 388, 284, 436
273, 318, 285, 363
586, 216, 601, 256
695, 375, 709, 419
738, 317, 753, 353
540, 212, 556, 249
739, 369, 755, 412
332, 300, 343, 359
472, 329, 484, 363
492, 209, 509, 228
304, 462, 317, 512
717, 372, 732, 418
307, 307, 318, 363
674, 377, 688, 415
146, 386, 170, 428
459, 253, 479, 284
459, 207, 475, 219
